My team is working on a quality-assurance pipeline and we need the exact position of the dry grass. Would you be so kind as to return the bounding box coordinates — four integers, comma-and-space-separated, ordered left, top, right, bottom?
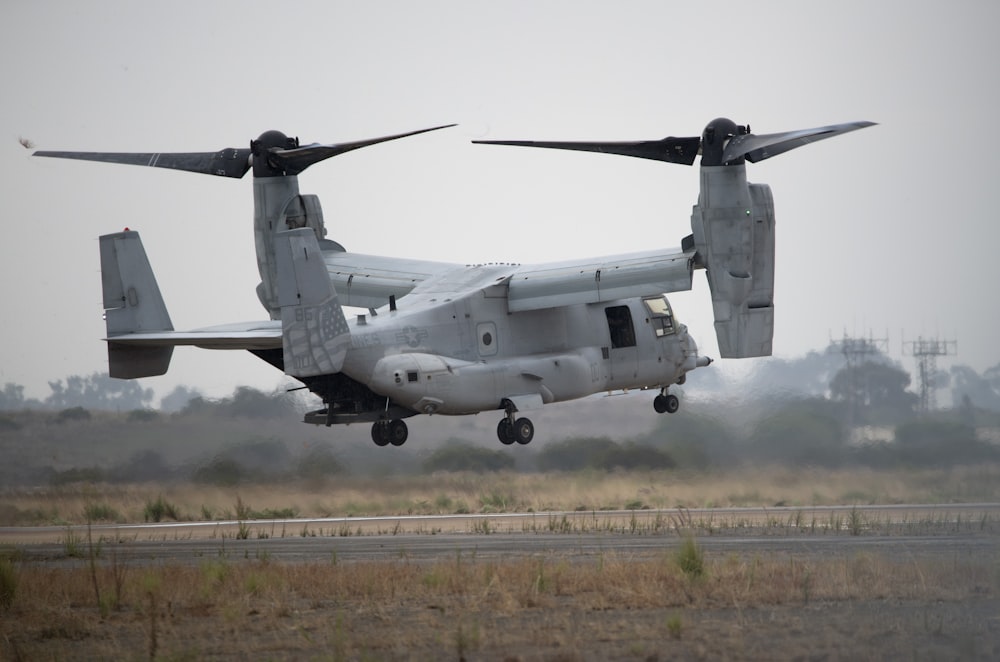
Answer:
1, 546, 996, 660
4, 464, 1000, 527
3, 464, 998, 659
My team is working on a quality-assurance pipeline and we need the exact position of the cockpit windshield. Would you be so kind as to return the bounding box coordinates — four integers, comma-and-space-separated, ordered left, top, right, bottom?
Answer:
643, 296, 675, 337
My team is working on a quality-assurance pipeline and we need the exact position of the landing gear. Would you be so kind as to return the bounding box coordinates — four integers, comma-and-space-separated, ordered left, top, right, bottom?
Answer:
653, 391, 679, 414
497, 403, 534, 445
497, 419, 514, 445
371, 419, 408, 446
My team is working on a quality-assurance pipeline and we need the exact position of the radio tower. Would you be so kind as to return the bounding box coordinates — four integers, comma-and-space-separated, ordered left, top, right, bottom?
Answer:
829, 332, 888, 427
903, 336, 957, 415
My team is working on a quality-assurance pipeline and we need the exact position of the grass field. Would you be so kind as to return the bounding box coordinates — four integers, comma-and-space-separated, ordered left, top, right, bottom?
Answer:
2, 465, 999, 659
4, 464, 1000, 528
1, 535, 997, 660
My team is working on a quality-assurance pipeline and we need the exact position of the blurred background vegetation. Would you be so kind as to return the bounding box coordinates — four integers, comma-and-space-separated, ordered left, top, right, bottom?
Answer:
0, 350, 998, 489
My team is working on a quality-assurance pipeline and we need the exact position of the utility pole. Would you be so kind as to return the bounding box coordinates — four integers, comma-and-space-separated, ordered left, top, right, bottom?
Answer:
903, 336, 957, 415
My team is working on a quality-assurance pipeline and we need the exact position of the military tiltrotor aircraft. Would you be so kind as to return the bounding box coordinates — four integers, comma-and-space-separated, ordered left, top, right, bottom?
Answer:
34, 118, 872, 446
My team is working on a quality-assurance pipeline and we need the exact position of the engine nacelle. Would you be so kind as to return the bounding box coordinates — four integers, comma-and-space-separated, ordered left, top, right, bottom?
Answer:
690, 165, 775, 358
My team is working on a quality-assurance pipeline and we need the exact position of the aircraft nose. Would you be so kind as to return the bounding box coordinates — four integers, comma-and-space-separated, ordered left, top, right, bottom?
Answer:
681, 332, 713, 371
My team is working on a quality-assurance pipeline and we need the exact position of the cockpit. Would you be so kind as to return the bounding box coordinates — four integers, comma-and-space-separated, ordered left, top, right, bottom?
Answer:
642, 296, 676, 337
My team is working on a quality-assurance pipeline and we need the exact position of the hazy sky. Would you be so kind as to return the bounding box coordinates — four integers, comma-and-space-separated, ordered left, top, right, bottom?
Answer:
2, 0, 998, 402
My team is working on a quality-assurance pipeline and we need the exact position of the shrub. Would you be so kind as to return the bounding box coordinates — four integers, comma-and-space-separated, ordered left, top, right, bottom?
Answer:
538, 437, 674, 472
143, 495, 180, 522
53, 406, 91, 424
112, 449, 171, 483
0, 415, 21, 431
0, 558, 16, 610
750, 404, 845, 466
675, 534, 704, 579
296, 446, 345, 481
126, 408, 159, 422
49, 467, 106, 486
83, 503, 121, 522
894, 420, 995, 466
422, 446, 515, 473
597, 442, 675, 470
193, 457, 244, 486
536, 437, 617, 472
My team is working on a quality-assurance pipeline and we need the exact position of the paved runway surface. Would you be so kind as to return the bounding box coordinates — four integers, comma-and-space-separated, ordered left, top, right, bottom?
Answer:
5, 503, 999, 566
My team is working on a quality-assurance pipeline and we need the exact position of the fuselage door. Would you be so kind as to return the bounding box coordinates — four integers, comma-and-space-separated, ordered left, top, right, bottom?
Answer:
604, 304, 637, 385
477, 321, 498, 357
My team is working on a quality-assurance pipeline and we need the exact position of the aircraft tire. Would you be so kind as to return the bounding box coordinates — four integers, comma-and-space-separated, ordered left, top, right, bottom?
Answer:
653, 394, 669, 413
514, 417, 534, 445
664, 394, 680, 414
389, 419, 408, 446
497, 419, 515, 445
371, 422, 390, 447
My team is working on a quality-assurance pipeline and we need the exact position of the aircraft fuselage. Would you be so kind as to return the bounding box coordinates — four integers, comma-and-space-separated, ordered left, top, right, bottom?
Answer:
336, 275, 697, 417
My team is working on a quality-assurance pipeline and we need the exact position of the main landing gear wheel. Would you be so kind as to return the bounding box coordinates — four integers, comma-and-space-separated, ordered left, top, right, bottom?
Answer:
497, 419, 515, 445
653, 393, 680, 414
388, 419, 408, 446
371, 421, 389, 446
513, 417, 534, 445
498, 399, 535, 445
371, 419, 408, 446
497, 416, 534, 445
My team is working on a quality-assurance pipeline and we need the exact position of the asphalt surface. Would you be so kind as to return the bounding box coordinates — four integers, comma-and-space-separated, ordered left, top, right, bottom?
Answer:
5, 503, 999, 566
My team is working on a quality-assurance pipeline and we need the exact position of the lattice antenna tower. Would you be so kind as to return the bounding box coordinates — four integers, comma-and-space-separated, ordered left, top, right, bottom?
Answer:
903, 336, 957, 414
829, 331, 888, 426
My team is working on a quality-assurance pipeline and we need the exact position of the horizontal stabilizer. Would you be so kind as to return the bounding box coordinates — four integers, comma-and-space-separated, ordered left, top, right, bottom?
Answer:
100, 232, 282, 377
102, 322, 281, 350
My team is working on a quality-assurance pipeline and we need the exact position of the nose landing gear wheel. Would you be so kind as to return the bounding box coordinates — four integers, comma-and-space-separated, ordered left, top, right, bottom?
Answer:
653, 393, 680, 414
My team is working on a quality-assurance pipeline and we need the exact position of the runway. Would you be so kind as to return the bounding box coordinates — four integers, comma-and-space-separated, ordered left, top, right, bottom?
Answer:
5, 503, 999, 566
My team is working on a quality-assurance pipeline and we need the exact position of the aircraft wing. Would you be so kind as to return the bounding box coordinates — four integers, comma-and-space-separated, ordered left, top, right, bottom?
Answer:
106, 321, 282, 350
319, 245, 695, 313
322, 250, 460, 309
507, 247, 696, 312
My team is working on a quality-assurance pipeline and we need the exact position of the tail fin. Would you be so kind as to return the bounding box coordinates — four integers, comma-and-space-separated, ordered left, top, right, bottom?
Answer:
274, 228, 351, 377
99, 231, 174, 377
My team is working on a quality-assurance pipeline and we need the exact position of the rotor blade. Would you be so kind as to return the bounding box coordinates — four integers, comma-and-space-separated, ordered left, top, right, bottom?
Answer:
271, 123, 457, 175
473, 136, 701, 166
723, 121, 876, 164
32, 148, 252, 178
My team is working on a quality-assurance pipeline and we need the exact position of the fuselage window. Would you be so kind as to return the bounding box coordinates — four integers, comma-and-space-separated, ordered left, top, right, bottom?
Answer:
605, 305, 637, 348
643, 296, 675, 337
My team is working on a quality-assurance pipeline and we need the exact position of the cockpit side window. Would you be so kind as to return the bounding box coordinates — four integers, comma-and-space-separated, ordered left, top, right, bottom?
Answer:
605, 305, 637, 348
643, 296, 675, 337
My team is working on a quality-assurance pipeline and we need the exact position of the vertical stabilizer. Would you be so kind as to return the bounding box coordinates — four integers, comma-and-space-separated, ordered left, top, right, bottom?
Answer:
274, 228, 351, 377
99, 231, 174, 377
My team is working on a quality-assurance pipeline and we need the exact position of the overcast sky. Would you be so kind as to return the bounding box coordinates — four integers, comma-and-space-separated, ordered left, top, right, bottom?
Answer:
1, 0, 998, 402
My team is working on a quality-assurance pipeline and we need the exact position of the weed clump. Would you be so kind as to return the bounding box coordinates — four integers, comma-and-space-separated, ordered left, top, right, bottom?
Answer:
675, 534, 705, 579
0, 557, 17, 610
83, 502, 120, 522
666, 613, 683, 639
143, 495, 180, 522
